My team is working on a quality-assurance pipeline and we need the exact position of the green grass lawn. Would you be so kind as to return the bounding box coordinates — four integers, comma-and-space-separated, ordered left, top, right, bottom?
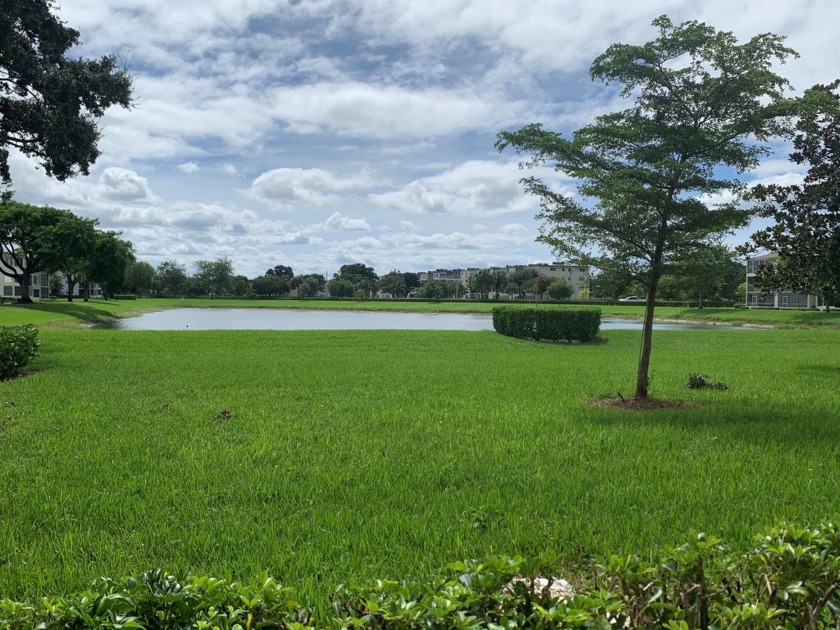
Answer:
1, 314, 839, 618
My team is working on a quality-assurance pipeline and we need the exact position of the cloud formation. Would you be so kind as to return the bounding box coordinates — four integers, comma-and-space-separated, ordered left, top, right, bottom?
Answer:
5, 0, 839, 277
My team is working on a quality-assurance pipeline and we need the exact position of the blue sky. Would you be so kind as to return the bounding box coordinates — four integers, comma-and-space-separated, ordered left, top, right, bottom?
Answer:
9, 0, 840, 278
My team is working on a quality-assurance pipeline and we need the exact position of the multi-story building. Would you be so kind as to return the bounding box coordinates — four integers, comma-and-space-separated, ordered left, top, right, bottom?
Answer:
415, 263, 590, 299
745, 253, 820, 308
500, 263, 590, 298
1, 255, 50, 300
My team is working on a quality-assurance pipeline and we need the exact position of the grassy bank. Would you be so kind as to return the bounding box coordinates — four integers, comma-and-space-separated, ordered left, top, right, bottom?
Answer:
1, 324, 839, 618
4, 296, 840, 328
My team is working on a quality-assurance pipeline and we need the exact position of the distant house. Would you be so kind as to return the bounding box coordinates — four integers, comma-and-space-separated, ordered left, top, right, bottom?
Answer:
745, 253, 822, 309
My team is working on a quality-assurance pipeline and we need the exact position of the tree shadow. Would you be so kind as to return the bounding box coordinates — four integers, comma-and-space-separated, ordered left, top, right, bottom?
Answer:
16, 302, 119, 324
589, 398, 840, 450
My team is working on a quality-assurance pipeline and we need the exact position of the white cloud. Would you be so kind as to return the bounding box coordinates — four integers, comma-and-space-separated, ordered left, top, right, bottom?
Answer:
95, 168, 159, 203
247, 167, 375, 208
177, 162, 200, 173
368, 160, 564, 217
323, 212, 371, 231
269, 82, 527, 139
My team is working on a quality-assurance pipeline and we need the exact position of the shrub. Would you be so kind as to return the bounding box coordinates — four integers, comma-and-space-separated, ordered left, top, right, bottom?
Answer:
335, 521, 840, 629
492, 307, 601, 342
112, 293, 137, 300
685, 372, 729, 390
2, 521, 840, 628
0, 569, 310, 629
0, 324, 39, 380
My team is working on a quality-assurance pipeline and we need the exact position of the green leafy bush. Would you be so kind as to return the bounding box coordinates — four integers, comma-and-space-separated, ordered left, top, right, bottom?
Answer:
0, 569, 310, 629
0, 324, 39, 380
3, 521, 840, 627
492, 307, 601, 342
113, 293, 137, 300
335, 521, 840, 629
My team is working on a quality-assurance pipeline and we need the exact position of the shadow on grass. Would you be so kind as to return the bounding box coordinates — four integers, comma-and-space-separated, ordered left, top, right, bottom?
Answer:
591, 399, 840, 450
17, 301, 120, 324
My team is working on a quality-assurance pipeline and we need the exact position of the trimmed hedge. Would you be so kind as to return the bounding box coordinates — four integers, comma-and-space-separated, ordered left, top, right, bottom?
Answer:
2, 521, 839, 628
492, 307, 601, 342
113, 294, 138, 300
0, 324, 39, 380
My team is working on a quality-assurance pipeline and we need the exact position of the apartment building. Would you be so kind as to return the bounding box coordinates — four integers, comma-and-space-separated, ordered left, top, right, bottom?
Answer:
1, 255, 50, 300
745, 253, 820, 308
416, 262, 590, 299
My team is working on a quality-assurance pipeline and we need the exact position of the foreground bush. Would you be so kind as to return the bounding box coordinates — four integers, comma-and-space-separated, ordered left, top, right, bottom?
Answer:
0, 569, 311, 629
493, 307, 601, 342
0, 324, 39, 380
3, 520, 839, 628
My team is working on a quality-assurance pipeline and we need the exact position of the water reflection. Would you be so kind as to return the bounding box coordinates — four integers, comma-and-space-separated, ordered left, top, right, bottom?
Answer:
107, 308, 756, 332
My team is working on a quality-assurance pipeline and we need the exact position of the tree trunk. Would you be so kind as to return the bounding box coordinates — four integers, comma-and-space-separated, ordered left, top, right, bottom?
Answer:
67, 276, 77, 302
635, 276, 660, 399
17, 273, 33, 304
83, 282, 90, 302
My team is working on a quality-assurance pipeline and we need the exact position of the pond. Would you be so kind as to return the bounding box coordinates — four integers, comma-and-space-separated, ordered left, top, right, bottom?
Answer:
107, 308, 758, 331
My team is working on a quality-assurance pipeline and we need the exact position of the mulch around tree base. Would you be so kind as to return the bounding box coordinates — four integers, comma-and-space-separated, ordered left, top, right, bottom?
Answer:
592, 396, 696, 411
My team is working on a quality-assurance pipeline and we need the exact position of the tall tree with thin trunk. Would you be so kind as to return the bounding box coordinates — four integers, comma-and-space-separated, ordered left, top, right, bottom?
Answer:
497, 15, 798, 399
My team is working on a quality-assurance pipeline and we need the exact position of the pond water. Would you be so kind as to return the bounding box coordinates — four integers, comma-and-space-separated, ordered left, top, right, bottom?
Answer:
108, 308, 756, 332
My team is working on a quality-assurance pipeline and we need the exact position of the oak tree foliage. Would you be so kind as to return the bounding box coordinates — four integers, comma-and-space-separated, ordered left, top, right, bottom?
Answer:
1, 0, 133, 197
743, 81, 840, 311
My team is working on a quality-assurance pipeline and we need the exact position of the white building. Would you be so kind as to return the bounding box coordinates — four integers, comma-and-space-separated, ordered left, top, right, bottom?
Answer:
500, 263, 590, 298
1, 255, 50, 300
415, 262, 590, 299
745, 253, 821, 308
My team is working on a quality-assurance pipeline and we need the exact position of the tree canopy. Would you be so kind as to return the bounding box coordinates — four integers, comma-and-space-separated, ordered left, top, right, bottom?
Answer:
743, 81, 840, 311
1, 0, 133, 197
252, 274, 289, 297
497, 15, 798, 398
194, 258, 234, 297
155, 260, 187, 298
0, 200, 94, 302
336, 263, 378, 297
265, 265, 294, 279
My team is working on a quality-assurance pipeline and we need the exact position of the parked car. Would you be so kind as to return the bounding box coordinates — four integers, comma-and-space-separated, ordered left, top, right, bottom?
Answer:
619, 295, 641, 301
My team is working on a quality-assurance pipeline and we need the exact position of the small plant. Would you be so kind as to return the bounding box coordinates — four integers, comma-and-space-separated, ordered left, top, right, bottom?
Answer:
685, 373, 728, 390
0, 324, 40, 380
